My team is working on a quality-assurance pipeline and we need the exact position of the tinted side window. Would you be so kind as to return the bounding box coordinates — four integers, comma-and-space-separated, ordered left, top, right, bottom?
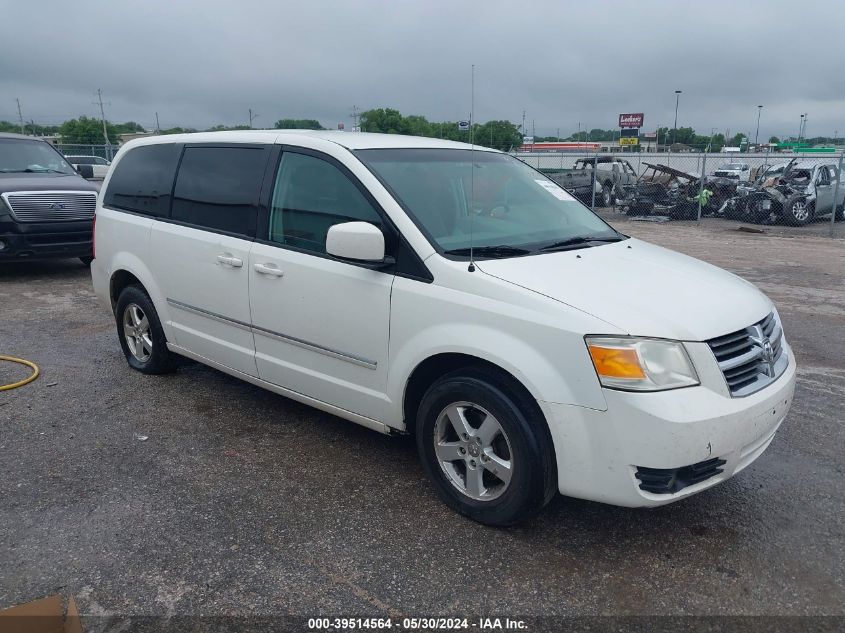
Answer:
268, 152, 382, 254
103, 144, 180, 217
171, 146, 267, 236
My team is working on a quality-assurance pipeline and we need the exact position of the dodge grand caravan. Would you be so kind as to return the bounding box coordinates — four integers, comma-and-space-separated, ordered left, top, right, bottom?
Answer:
92, 131, 795, 526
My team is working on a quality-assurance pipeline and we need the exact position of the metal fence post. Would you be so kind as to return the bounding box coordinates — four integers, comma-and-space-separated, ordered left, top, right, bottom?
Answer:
831, 152, 844, 238
696, 149, 708, 224
590, 147, 598, 210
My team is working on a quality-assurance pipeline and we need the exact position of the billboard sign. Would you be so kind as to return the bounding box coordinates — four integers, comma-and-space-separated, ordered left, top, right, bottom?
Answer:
458, 121, 470, 131
619, 137, 639, 146
618, 113, 644, 128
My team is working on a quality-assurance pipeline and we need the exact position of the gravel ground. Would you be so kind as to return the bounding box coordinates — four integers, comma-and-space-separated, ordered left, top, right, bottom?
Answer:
1, 216, 843, 626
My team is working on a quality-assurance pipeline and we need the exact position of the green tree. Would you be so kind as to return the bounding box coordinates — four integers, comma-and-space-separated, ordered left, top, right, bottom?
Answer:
360, 108, 411, 134
769, 136, 780, 144
274, 118, 325, 130
59, 116, 119, 144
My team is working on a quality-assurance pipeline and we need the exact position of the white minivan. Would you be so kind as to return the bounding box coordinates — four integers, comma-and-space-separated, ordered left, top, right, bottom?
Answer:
92, 131, 795, 525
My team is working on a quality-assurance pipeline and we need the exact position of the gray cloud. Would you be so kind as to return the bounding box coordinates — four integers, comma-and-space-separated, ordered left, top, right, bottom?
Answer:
2, 0, 843, 140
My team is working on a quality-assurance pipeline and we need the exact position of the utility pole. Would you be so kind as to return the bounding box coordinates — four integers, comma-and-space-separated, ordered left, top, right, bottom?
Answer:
350, 105, 359, 132
248, 108, 259, 129
521, 110, 526, 139
16, 98, 25, 135
95, 89, 110, 145
754, 105, 763, 146
155, 112, 161, 134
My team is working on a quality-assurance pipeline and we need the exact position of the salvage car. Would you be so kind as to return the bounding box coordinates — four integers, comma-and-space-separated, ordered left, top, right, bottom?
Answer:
547, 156, 637, 207
712, 162, 751, 182
616, 162, 709, 219
721, 160, 845, 225
544, 166, 601, 204
0, 133, 99, 264
92, 131, 795, 526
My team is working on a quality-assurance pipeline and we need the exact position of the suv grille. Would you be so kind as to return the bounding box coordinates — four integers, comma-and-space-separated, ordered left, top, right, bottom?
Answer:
707, 311, 787, 397
1, 191, 97, 222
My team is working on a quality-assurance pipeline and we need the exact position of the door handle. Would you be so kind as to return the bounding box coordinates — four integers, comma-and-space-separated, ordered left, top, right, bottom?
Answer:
253, 262, 284, 277
217, 253, 243, 268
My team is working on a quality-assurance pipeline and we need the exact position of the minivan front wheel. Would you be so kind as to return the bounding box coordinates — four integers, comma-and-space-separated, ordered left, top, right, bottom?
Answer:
115, 285, 176, 374
416, 369, 556, 526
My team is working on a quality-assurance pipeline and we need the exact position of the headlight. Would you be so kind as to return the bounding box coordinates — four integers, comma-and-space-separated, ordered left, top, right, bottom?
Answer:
585, 336, 699, 391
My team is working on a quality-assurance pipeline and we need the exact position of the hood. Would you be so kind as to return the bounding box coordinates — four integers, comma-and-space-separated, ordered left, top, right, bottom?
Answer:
476, 238, 771, 341
0, 172, 99, 194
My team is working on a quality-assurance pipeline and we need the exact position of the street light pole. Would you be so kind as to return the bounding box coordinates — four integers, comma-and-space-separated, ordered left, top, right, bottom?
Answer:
755, 105, 763, 146
672, 90, 682, 149
798, 114, 805, 144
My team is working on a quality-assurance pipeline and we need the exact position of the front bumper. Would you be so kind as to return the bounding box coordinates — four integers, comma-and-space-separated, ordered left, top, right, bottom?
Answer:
0, 219, 93, 262
539, 344, 796, 507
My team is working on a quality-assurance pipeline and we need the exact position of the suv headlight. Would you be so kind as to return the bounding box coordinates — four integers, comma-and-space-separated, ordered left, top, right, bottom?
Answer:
585, 336, 699, 391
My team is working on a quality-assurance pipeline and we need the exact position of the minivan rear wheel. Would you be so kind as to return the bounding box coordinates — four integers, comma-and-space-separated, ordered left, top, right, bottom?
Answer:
416, 368, 556, 526
115, 285, 176, 374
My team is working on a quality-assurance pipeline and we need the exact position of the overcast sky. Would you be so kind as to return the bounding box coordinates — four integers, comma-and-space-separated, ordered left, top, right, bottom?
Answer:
2, 0, 843, 140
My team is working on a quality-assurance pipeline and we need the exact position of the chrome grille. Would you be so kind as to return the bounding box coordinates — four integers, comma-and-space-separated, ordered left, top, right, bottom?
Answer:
1, 190, 97, 222
707, 311, 787, 397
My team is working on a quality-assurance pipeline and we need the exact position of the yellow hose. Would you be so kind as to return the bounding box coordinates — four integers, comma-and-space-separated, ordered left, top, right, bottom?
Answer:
0, 355, 40, 391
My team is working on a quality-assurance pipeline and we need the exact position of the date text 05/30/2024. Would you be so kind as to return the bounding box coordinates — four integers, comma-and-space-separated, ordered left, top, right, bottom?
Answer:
307, 617, 528, 630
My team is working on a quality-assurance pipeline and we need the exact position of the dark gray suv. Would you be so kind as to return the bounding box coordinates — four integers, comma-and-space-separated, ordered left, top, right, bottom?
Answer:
0, 133, 100, 264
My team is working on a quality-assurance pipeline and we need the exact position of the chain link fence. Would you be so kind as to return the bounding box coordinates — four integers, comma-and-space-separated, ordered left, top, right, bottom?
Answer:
55, 143, 118, 161
514, 149, 845, 237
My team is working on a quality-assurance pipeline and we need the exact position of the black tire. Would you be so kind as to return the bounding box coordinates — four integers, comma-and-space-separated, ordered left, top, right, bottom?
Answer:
79, 256, 93, 266
783, 194, 812, 226
600, 182, 613, 208
115, 285, 177, 374
415, 368, 556, 526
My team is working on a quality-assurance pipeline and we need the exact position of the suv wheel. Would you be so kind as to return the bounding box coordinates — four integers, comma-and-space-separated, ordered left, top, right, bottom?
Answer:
115, 285, 176, 374
784, 195, 812, 226
416, 369, 556, 526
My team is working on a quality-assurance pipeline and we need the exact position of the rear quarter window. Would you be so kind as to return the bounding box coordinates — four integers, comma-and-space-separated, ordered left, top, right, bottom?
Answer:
103, 144, 181, 217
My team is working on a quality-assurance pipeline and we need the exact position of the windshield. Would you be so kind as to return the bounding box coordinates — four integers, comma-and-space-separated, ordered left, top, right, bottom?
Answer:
721, 164, 745, 170
0, 139, 77, 175
357, 148, 619, 256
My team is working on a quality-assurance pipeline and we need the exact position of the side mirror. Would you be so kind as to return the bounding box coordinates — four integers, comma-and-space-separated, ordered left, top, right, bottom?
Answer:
76, 164, 94, 179
326, 221, 391, 266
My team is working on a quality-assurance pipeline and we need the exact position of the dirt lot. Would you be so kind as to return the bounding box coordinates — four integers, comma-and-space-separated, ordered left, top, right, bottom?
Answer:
1, 216, 843, 625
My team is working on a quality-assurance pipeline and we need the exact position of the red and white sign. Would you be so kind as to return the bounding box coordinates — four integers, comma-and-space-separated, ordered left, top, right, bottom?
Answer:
618, 113, 644, 128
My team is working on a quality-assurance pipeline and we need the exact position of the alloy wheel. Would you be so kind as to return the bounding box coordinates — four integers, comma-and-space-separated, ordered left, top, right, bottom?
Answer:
791, 200, 809, 222
123, 303, 152, 363
433, 401, 513, 501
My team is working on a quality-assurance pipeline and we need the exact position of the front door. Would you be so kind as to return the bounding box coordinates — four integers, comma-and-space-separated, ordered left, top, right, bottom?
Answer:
150, 144, 270, 376
815, 166, 834, 214
248, 148, 394, 420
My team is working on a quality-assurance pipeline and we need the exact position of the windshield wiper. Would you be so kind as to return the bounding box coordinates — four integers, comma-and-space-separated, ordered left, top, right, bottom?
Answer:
444, 245, 531, 258
539, 234, 627, 252
0, 168, 70, 174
